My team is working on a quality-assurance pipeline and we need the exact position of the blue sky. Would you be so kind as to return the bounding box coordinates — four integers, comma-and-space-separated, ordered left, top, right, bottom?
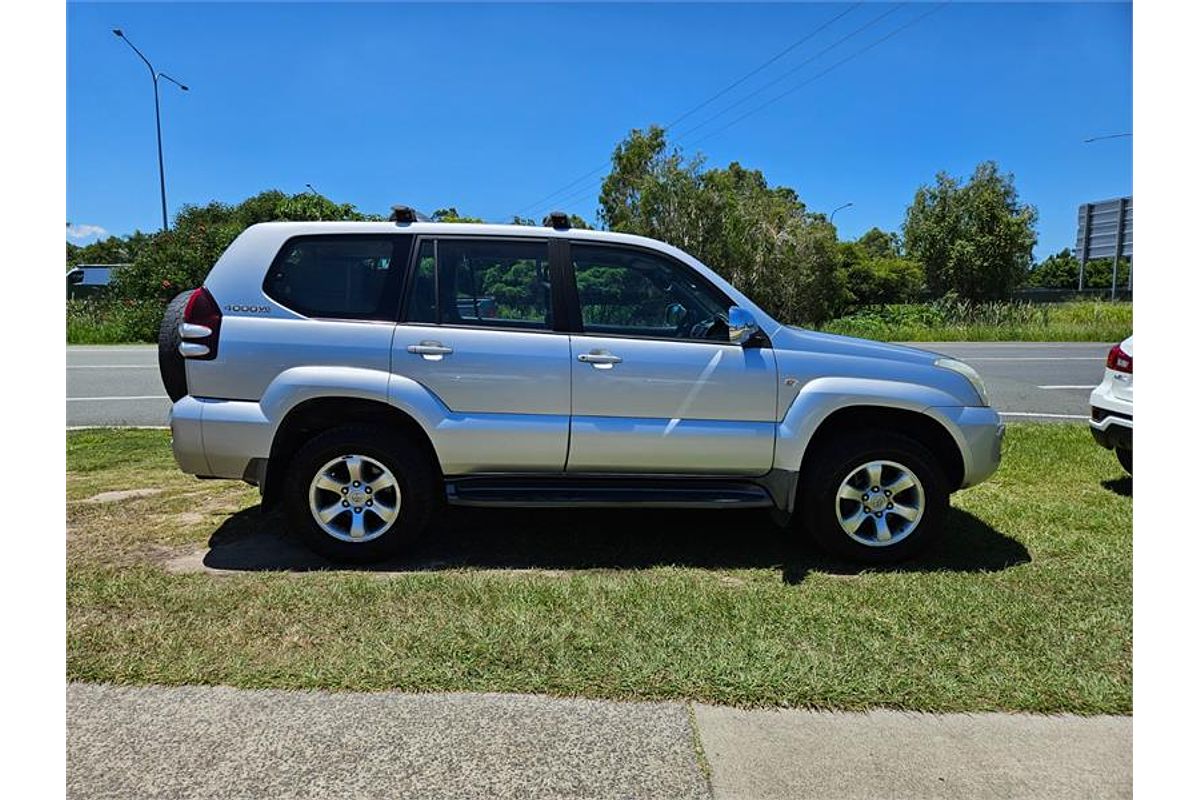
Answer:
67, 1, 1131, 260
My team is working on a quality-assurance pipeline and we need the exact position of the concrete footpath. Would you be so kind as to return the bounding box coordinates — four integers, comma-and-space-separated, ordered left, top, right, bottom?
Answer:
67, 683, 1131, 800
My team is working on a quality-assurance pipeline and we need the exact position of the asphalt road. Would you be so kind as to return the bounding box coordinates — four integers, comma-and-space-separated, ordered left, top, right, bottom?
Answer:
66, 341, 1110, 428
68, 683, 1131, 800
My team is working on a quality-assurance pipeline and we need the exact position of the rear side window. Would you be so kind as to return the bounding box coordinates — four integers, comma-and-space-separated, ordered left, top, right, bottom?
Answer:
264, 235, 410, 320
404, 238, 553, 330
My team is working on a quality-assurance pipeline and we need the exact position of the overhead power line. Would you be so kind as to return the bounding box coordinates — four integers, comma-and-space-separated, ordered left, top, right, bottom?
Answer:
686, 2, 950, 151
514, 3, 864, 216
1083, 132, 1132, 143
544, 3, 949, 216
673, 3, 903, 146
663, 2, 863, 131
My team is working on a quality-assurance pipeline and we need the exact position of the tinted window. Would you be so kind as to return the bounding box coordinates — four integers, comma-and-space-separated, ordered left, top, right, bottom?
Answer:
571, 244, 731, 341
264, 236, 409, 320
405, 239, 552, 330
404, 240, 437, 323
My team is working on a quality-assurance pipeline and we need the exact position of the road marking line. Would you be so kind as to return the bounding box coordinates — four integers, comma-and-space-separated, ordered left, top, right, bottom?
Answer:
1000, 412, 1090, 420
965, 357, 1099, 361
67, 365, 157, 369
67, 425, 170, 430
1037, 385, 1093, 389
66, 395, 169, 402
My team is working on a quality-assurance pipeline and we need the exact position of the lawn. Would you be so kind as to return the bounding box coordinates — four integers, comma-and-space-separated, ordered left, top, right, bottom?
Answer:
66, 424, 1131, 713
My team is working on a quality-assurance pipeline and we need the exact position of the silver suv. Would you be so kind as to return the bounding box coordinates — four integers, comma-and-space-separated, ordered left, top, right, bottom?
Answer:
160, 211, 1003, 564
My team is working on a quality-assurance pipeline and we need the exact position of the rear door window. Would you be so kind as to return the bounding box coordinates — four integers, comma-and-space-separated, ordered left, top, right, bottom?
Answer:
264, 235, 410, 320
404, 238, 553, 330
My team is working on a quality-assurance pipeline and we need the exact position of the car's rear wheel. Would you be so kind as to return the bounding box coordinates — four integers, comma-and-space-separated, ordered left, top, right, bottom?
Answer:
157, 289, 194, 402
798, 430, 949, 564
283, 424, 435, 562
1116, 447, 1132, 475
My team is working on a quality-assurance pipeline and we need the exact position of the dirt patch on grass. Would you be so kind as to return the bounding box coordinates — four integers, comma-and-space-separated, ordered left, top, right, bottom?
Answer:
83, 488, 163, 504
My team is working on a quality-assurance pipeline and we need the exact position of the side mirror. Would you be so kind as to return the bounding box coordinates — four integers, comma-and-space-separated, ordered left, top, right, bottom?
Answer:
728, 306, 759, 346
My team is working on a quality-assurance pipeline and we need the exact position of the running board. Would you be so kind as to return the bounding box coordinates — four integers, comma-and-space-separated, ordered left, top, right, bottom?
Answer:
444, 477, 774, 509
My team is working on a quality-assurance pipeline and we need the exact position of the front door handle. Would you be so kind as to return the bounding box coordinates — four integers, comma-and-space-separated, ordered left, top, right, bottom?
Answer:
408, 341, 453, 361
578, 350, 623, 369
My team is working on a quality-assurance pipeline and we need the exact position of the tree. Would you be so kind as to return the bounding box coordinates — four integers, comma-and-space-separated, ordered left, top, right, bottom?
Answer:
1026, 248, 1131, 290
902, 161, 1037, 301
66, 230, 153, 268
856, 227, 900, 260
105, 190, 375, 339
432, 207, 485, 223
1026, 248, 1077, 288
598, 126, 848, 325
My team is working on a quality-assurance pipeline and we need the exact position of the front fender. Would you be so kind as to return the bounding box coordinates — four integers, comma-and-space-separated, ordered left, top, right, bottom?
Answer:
773, 376, 972, 483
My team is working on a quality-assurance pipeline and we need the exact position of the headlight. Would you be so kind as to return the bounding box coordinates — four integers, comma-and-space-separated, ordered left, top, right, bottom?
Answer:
935, 358, 990, 407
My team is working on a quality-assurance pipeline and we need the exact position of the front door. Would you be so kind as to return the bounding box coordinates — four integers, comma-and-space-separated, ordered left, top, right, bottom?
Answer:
564, 242, 777, 475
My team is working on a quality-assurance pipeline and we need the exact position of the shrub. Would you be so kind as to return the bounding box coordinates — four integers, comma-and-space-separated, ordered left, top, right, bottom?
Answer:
66, 298, 163, 344
819, 298, 1131, 342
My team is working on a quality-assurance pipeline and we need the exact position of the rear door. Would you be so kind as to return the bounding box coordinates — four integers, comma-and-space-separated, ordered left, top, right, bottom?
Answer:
392, 236, 572, 473
564, 242, 777, 475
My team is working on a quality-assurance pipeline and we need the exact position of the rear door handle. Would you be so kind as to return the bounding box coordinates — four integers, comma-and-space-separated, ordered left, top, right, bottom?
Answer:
578, 351, 622, 369
408, 341, 453, 361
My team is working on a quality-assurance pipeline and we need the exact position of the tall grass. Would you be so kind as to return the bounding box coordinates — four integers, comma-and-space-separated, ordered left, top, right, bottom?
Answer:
820, 299, 1132, 342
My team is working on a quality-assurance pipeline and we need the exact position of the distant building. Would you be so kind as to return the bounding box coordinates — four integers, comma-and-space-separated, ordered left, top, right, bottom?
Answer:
66, 264, 129, 299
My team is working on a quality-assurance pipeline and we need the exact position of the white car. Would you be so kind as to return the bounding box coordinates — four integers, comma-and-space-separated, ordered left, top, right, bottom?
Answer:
1089, 336, 1133, 474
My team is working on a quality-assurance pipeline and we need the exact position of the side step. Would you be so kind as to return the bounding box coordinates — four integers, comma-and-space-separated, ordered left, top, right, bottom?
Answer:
445, 477, 774, 509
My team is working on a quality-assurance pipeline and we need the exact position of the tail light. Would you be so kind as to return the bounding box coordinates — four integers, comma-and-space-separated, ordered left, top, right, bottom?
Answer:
179, 287, 222, 360
1106, 343, 1132, 374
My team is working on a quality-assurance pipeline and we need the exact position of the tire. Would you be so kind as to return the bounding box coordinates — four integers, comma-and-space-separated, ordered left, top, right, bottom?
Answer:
797, 430, 949, 564
1116, 447, 1132, 475
157, 289, 193, 402
283, 424, 436, 563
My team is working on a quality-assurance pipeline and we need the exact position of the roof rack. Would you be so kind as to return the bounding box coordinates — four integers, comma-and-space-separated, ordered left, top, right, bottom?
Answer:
544, 211, 570, 230
389, 205, 418, 223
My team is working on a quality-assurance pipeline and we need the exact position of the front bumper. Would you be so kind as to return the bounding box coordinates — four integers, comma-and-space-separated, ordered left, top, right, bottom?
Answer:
930, 405, 1005, 488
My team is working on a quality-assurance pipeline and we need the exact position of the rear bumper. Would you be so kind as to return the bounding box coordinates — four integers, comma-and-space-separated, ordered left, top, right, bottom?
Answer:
169, 396, 273, 480
1090, 410, 1132, 451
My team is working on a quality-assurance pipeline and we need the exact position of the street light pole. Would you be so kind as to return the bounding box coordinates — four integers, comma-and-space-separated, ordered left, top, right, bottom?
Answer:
830, 202, 854, 224
113, 29, 189, 232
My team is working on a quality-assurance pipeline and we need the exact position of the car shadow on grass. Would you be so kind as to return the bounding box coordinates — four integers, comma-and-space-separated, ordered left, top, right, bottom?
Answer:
200, 505, 1030, 584
1102, 476, 1132, 497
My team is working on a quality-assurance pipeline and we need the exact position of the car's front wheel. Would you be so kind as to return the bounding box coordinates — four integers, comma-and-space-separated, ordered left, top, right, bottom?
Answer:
1116, 447, 1132, 475
283, 425, 435, 562
797, 431, 949, 564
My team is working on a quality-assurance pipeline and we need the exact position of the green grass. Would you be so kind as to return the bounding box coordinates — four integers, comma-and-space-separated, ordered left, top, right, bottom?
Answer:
66, 425, 1131, 713
820, 300, 1133, 342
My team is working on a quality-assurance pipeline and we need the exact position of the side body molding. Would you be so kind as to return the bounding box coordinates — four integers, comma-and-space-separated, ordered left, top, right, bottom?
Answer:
773, 377, 973, 497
